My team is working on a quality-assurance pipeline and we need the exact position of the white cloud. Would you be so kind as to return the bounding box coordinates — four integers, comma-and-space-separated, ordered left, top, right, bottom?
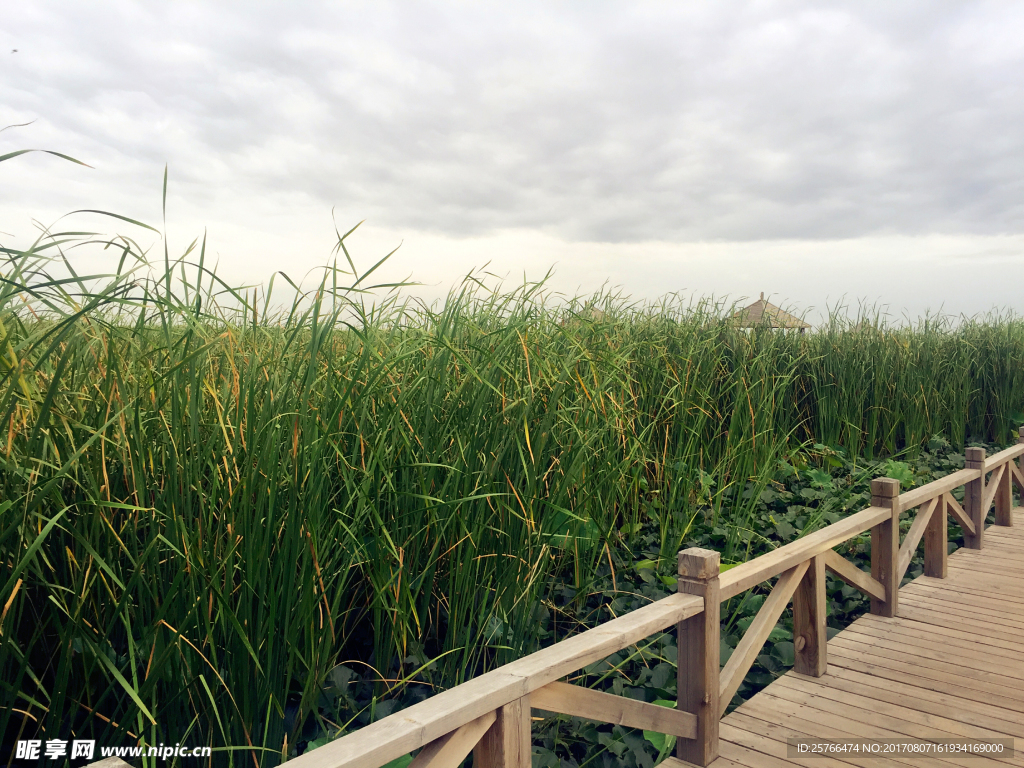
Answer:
2, 1, 1023, 317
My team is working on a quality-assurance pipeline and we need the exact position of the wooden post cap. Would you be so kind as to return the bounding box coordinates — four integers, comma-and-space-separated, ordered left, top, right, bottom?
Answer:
870, 478, 900, 501
965, 447, 985, 466
1018, 425, 1023, 442
678, 548, 720, 580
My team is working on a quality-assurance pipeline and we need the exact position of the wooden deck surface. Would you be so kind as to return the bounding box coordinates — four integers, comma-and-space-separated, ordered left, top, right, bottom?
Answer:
675, 509, 1024, 768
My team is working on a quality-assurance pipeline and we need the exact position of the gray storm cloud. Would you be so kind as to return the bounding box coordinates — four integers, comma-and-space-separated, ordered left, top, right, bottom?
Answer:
4, 1, 1024, 245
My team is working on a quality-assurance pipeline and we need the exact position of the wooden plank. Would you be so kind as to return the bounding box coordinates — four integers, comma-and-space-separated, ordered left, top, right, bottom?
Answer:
896, 598, 1024, 639
285, 591, 703, 768
987, 513, 1024, 533
909, 585, 1024, 622
839, 622, 1024, 675
827, 647, 1024, 715
964, 447, 985, 549
981, 535, 1024, 550
962, 537, 1024, 555
906, 588, 1024, 623
995, 459, 1013, 527
965, 536, 1024, 552
720, 719, 857, 768
820, 665, 1024, 740
768, 677, 1024, 767
718, 506, 889, 601
1009, 461, 1024, 496
530, 681, 697, 739
947, 553, 1024, 575
717, 737, 817, 768
942, 568, 1024, 591
924, 493, 947, 578
870, 478, 900, 617
835, 626, 1024, 682
982, 535, 1024, 548
758, 689, 1013, 768
408, 711, 496, 768
724, 711, 908, 768
950, 544, 1024, 564
737, 696, 946, 768
946, 557, 1024, 578
760, 684, 1018, 768
823, 549, 886, 602
982, 518, 1024, 536
899, 584, 1024, 624
906, 576, 1024, 609
892, 603, 1024, 647
676, 548, 719, 767
829, 636, 1024, 699
793, 554, 826, 677
897, 593, 1024, 632
980, 463, 1005, 519
983, 442, 1024, 468
500, 591, 703, 686
833, 631, 1024, 697
897, 467, 980, 511
904, 586, 1024, 618
970, 522, 1024, 538
952, 552, 1024, 573
719, 560, 809, 716
943, 492, 975, 536
924, 559, 1024, 585
889, 590, 1024, 624
942, 571, 1024, 594
924, 571, 1024, 597
904, 588, 1024, 623
474, 698, 530, 768
896, 495, 938, 583
948, 558, 1024, 577
856, 611, 1024, 656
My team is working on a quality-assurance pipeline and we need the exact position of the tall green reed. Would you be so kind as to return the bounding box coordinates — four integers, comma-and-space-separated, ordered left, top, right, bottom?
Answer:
1, 209, 1023, 767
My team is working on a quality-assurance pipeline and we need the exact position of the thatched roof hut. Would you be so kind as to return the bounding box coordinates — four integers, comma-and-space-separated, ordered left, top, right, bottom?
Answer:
728, 293, 811, 333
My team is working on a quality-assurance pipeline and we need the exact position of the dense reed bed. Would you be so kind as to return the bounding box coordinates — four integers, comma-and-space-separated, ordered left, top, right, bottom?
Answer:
2, 218, 1023, 766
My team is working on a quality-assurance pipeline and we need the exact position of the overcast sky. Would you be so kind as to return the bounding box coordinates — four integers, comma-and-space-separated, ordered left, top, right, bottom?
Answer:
3, 1, 1024, 321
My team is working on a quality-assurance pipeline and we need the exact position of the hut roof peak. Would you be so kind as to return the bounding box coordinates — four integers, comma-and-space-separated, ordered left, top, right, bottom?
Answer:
728, 292, 811, 330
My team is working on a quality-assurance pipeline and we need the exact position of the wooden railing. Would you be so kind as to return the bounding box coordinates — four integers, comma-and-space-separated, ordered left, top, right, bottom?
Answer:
291, 428, 1024, 768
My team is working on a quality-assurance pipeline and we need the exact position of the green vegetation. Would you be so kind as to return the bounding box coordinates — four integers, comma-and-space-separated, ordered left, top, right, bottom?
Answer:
530, 434, 1022, 768
2, 204, 1023, 766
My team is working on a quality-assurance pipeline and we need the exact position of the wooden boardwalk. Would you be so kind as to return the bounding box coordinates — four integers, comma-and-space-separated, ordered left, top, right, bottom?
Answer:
702, 507, 1024, 768
302, 441, 1024, 768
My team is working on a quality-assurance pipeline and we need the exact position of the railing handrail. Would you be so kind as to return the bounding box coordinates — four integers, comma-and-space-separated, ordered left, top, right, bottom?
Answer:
718, 505, 889, 601
897, 442, 1024, 509
982, 441, 1024, 469
296, 430, 1024, 768
897, 466, 979, 510
288, 593, 703, 768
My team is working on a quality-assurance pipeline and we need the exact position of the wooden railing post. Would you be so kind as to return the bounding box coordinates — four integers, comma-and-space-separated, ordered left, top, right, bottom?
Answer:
995, 457, 1013, 527
473, 698, 531, 768
964, 447, 985, 549
793, 553, 826, 676
870, 478, 900, 618
923, 494, 948, 578
1018, 425, 1024, 517
677, 548, 720, 767
995, 427, 1023, 527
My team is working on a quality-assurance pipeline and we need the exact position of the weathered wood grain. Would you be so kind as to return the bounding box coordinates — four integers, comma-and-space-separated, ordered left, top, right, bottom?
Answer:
531, 681, 697, 739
